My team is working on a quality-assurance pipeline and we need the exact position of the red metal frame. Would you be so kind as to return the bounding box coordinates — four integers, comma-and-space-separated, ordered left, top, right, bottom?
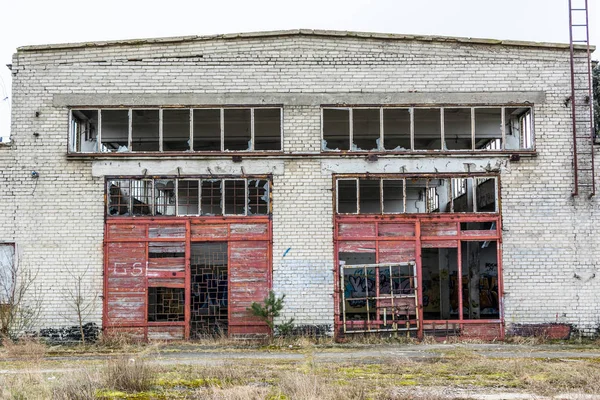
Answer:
334, 213, 503, 340
103, 216, 273, 340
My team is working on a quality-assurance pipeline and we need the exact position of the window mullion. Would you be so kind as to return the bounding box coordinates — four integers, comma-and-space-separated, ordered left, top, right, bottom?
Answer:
159, 109, 164, 152
189, 109, 194, 151
349, 108, 353, 151
127, 109, 132, 151
220, 109, 225, 152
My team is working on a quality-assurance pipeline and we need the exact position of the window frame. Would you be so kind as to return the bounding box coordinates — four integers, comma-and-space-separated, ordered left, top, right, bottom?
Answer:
69, 106, 283, 154
321, 105, 535, 153
335, 174, 499, 215
105, 176, 272, 218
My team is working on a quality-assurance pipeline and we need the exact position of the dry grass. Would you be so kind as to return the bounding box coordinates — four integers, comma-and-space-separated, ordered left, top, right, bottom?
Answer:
52, 369, 101, 400
0, 336, 47, 362
104, 357, 154, 392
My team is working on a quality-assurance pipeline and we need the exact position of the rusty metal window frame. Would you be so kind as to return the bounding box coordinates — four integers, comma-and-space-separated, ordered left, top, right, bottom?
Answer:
335, 174, 498, 215
69, 106, 283, 154
106, 176, 272, 218
321, 105, 534, 153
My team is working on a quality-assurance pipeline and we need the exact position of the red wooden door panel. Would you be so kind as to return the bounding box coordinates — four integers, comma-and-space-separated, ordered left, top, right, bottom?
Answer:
228, 240, 270, 335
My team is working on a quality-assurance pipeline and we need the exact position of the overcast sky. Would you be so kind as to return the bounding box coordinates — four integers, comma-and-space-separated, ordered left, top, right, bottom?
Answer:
0, 0, 598, 141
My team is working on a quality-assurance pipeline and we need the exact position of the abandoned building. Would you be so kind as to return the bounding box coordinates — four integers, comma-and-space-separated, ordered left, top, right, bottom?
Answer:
0, 27, 598, 341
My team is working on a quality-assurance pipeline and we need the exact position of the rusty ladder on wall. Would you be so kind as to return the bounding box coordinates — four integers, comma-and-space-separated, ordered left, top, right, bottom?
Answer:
568, 0, 596, 197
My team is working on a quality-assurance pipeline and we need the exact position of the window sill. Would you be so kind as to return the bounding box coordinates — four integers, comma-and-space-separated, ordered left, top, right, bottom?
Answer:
66, 150, 537, 159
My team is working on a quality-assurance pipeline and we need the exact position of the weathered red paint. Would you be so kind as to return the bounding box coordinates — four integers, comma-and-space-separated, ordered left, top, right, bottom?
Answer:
334, 214, 503, 340
104, 217, 272, 340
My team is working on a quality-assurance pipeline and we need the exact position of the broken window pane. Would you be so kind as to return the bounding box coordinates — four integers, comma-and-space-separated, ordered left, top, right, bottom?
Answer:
0, 244, 15, 304
101, 110, 129, 152
461, 241, 499, 319
382, 180, 404, 213
505, 107, 533, 150
475, 108, 502, 150
383, 108, 411, 151
130, 179, 153, 216
405, 178, 428, 213
193, 109, 221, 151
359, 179, 381, 214
337, 179, 358, 213
132, 109, 159, 151
254, 108, 281, 151
322, 109, 350, 151
248, 180, 269, 215
224, 180, 246, 215
178, 180, 200, 215
224, 109, 251, 151
107, 180, 131, 216
70, 110, 98, 152
200, 180, 222, 216
444, 108, 472, 150
148, 287, 185, 322
163, 109, 190, 151
414, 109, 441, 150
475, 177, 497, 212
452, 178, 474, 212
154, 179, 176, 216
427, 179, 451, 213
352, 108, 380, 151
421, 247, 459, 320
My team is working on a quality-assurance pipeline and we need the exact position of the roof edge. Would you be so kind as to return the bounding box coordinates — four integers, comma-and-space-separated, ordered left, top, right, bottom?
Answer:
16, 29, 595, 52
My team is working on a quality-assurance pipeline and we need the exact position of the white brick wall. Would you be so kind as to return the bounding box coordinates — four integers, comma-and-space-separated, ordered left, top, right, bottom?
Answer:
1, 32, 598, 335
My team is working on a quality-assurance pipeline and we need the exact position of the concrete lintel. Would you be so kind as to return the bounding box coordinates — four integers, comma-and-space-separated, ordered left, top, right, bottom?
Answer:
54, 91, 546, 108
321, 157, 508, 175
91, 159, 285, 178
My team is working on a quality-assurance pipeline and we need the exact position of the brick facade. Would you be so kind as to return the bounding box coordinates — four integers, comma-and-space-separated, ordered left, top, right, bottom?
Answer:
1, 30, 598, 336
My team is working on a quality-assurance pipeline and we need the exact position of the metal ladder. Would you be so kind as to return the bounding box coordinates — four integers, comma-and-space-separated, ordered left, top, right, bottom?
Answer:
568, 0, 596, 197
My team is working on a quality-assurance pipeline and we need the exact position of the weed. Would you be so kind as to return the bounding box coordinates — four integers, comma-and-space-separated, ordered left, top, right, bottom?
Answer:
104, 357, 154, 393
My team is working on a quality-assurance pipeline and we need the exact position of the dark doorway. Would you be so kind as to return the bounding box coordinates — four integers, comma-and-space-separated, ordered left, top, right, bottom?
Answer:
190, 242, 228, 337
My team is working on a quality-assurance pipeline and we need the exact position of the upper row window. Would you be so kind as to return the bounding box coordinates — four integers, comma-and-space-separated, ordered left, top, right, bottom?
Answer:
322, 106, 533, 152
70, 108, 282, 153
